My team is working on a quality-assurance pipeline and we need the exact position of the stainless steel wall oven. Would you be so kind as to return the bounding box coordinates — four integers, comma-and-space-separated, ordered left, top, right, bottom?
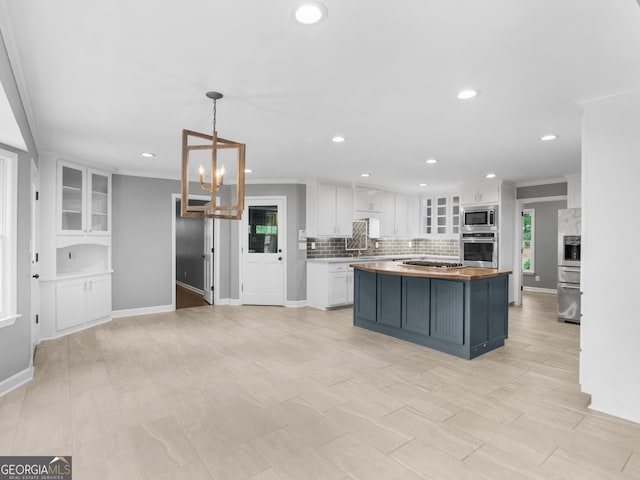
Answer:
460, 231, 498, 268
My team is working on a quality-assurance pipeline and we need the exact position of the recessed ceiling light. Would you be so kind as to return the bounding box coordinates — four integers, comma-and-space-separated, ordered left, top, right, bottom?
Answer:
141, 152, 155, 158
361, 173, 371, 177
426, 158, 437, 164
293, 2, 327, 25
486, 173, 496, 179
419, 183, 427, 187
332, 136, 346, 143
540, 134, 558, 141
244, 169, 252, 173
457, 89, 479, 100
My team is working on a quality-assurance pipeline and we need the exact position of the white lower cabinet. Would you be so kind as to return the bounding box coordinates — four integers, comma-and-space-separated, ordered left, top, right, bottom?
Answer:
53, 273, 112, 333
307, 262, 354, 309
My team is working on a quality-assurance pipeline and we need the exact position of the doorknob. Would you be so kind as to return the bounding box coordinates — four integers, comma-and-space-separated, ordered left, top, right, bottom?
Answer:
32, 274, 40, 279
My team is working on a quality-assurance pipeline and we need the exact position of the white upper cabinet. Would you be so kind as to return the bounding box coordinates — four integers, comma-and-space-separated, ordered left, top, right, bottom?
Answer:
460, 183, 499, 205
354, 187, 383, 213
394, 194, 408, 236
379, 192, 420, 237
307, 181, 353, 237
57, 160, 111, 237
421, 192, 460, 238
381, 191, 395, 237
335, 185, 354, 236
407, 195, 421, 236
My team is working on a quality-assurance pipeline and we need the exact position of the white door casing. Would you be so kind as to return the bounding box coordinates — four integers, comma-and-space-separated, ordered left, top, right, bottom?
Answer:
203, 218, 213, 304
30, 159, 40, 358
241, 197, 286, 306
170, 193, 219, 310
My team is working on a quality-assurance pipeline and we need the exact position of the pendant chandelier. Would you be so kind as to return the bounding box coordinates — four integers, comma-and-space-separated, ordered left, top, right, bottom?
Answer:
181, 91, 246, 219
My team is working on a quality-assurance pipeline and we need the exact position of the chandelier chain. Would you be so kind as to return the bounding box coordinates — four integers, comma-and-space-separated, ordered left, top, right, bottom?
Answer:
212, 98, 217, 133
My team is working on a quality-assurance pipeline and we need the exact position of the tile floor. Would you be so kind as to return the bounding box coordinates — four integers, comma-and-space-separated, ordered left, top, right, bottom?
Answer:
1, 292, 639, 479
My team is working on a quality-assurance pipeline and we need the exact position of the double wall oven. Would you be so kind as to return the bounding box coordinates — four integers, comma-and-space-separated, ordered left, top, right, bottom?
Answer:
460, 206, 498, 268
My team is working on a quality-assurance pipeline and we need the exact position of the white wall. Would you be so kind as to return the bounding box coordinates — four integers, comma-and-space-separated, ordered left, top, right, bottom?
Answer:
580, 88, 640, 423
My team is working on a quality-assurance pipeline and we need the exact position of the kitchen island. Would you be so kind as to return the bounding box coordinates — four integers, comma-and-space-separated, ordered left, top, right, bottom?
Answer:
352, 262, 512, 359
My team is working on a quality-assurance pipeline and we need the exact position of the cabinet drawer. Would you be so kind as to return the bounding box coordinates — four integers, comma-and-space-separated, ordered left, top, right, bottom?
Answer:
328, 264, 348, 273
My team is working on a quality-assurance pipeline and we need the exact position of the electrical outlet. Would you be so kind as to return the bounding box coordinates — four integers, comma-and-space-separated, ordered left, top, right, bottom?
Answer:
184, 272, 187, 278
375, 242, 379, 249
409, 241, 412, 248
311, 242, 316, 250
535, 275, 540, 282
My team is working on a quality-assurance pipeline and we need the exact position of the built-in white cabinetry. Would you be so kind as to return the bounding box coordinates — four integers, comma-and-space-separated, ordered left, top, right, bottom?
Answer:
381, 191, 395, 237
394, 194, 408, 236
57, 160, 111, 237
460, 183, 499, 205
307, 180, 353, 237
380, 192, 420, 237
307, 262, 354, 309
40, 155, 113, 340
353, 187, 383, 213
407, 196, 421, 236
421, 193, 460, 237
55, 274, 111, 331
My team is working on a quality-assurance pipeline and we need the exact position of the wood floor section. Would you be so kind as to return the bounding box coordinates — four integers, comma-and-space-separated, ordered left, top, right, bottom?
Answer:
2, 292, 639, 479
176, 283, 209, 309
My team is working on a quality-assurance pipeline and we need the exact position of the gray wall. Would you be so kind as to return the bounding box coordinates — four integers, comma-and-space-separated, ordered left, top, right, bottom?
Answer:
522, 200, 567, 290
112, 175, 180, 310
111, 176, 307, 309
0, 32, 38, 383
517, 182, 567, 199
175, 200, 204, 291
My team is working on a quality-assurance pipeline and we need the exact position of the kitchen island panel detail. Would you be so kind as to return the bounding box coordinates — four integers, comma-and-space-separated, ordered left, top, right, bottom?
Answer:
354, 270, 377, 323
430, 280, 465, 346
402, 277, 430, 336
377, 274, 402, 328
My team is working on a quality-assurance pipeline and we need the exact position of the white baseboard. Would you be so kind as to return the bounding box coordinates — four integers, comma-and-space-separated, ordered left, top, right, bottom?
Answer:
176, 281, 204, 295
112, 304, 174, 318
216, 298, 241, 306
40, 316, 113, 341
285, 300, 308, 308
523, 286, 557, 294
0, 366, 33, 397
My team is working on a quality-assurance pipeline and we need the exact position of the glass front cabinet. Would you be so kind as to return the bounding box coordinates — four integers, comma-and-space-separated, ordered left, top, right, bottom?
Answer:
421, 193, 460, 237
57, 161, 111, 236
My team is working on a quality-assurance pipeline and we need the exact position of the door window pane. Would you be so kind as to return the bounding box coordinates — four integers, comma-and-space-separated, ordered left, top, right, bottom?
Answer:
248, 205, 278, 253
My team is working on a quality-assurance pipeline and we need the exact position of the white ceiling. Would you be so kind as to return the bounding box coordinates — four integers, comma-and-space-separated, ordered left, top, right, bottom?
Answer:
2, 0, 640, 192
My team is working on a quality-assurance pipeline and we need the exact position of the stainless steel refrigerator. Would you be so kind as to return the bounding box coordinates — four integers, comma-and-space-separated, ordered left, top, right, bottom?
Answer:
557, 208, 581, 323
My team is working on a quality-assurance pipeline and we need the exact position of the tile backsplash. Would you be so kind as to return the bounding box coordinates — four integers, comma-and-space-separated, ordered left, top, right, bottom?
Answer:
306, 236, 459, 259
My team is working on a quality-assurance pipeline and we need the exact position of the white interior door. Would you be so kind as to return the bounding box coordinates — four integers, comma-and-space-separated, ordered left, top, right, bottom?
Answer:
241, 197, 285, 306
203, 218, 213, 304
30, 159, 40, 359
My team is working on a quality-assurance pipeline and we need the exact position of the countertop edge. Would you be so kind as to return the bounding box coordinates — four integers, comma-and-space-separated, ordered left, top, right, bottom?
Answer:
351, 261, 512, 280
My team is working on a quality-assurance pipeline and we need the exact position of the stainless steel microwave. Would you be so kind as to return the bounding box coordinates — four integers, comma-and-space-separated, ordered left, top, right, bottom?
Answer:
461, 206, 498, 231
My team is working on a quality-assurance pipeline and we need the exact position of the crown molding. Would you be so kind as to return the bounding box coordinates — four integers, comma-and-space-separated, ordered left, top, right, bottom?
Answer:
575, 86, 640, 107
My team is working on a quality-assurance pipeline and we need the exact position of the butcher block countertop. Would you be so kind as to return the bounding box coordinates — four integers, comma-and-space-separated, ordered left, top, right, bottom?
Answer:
351, 261, 512, 280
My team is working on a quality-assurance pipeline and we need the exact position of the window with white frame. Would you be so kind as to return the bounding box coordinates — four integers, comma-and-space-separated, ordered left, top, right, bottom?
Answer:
522, 208, 535, 273
0, 148, 19, 327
